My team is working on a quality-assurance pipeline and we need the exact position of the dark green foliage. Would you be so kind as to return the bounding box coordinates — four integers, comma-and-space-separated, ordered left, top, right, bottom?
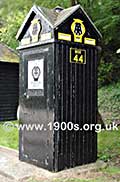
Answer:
0, 0, 70, 49
79, 0, 120, 86
0, 0, 119, 85
98, 81, 120, 122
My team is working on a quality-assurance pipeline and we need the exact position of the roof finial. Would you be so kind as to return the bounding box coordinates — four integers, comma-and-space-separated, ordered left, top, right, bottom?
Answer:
71, 0, 79, 6
53, 6, 64, 13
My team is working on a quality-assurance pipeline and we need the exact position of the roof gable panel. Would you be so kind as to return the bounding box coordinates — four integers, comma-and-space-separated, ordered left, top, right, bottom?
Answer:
16, 5, 53, 41
54, 5, 102, 39
16, 4, 102, 41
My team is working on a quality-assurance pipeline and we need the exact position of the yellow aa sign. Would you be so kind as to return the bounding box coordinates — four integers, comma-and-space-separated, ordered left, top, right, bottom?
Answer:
71, 19, 86, 43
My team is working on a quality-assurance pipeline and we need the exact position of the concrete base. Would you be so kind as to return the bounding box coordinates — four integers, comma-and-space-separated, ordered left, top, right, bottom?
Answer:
0, 146, 107, 182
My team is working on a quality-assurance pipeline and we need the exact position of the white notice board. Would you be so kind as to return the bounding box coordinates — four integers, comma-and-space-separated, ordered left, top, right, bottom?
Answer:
28, 59, 44, 90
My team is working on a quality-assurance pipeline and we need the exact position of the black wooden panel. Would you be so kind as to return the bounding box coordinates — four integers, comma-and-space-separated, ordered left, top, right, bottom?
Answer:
19, 45, 54, 171
0, 62, 19, 121
54, 42, 98, 171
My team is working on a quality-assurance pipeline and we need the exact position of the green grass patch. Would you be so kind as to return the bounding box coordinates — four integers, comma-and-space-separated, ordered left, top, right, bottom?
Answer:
102, 166, 120, 174
98, 128, 120, 162
0, 121, 18, 149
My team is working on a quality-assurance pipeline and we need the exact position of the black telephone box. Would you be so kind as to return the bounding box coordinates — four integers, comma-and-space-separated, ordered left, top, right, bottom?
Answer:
16, 4, 102, 171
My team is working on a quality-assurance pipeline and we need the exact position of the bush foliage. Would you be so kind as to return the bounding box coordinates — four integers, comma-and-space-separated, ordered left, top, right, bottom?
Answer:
0, 0, 120, 86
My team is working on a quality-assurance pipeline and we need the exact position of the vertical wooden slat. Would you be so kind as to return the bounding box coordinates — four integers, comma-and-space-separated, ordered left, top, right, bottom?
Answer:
0, 62, 19, 121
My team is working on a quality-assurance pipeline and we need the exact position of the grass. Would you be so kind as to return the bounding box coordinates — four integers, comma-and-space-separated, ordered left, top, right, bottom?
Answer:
98, 128, 120, 162
0, 121, 18, 149
102, 166, 120, 174
98, 81, 120, 122
98, 81, 120, 163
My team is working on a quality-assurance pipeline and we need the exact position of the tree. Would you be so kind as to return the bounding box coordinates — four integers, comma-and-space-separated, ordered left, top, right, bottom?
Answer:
0, 0, 119, 85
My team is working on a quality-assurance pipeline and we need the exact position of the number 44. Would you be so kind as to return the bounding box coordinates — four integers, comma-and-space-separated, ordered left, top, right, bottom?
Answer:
74, 54, 84, 63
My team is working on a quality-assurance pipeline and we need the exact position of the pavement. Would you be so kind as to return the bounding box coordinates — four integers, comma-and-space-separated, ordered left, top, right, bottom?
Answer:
0, 146, 107, 182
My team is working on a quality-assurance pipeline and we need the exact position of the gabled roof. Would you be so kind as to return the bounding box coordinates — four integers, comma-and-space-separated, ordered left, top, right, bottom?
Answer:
0, 44, 19, 63
38, 5, 80, 28
16, 4, 102, 40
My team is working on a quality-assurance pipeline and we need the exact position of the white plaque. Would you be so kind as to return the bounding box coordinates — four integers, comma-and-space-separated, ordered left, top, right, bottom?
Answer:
28, 59, 44, 90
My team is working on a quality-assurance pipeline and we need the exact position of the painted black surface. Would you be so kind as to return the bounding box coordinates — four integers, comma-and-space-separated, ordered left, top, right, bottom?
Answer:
17, 5, 101, 172
53, 41, 98, 171
18, 41, 99, 171
0, 62, 19, 121
54, 9, 101, 44
19, 45, 54, 171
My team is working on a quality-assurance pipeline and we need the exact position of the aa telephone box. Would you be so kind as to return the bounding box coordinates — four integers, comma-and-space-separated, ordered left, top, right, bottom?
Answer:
16, 4, 102, 171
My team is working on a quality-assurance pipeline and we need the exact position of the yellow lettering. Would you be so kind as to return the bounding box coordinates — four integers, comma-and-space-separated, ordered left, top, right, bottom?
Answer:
79, 55, 83, 63
74, 55, 78, 62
